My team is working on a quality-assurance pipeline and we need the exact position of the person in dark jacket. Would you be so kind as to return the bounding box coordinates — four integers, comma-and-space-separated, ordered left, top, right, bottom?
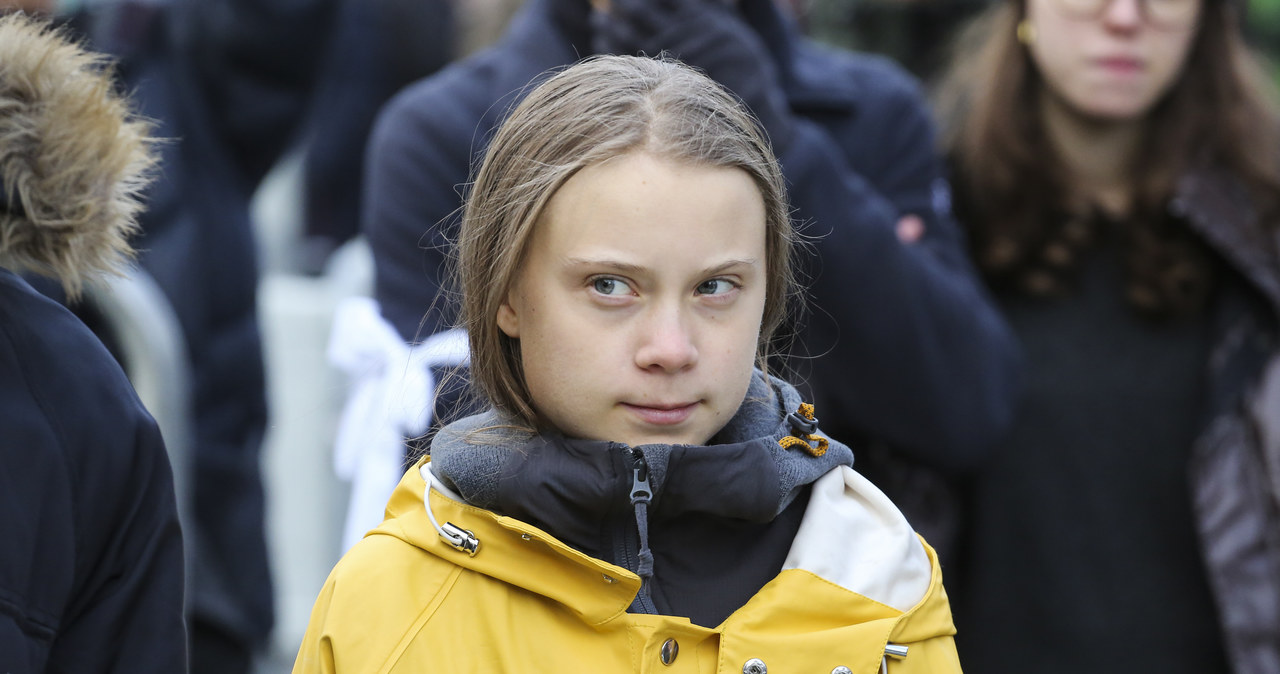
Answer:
355, 0, 1020, 533
58, 1, 338, 669
297, 0, 455, 269
936, 0, 1280, 670
0, 12, 185, 672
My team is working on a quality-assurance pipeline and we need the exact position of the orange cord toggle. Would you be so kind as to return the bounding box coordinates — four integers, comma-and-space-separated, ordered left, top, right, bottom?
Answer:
779, 402, 829, 457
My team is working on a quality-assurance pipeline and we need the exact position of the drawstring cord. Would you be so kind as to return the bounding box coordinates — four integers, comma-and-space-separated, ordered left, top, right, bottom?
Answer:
419, 465, 480, 556
779, 402, 829, 457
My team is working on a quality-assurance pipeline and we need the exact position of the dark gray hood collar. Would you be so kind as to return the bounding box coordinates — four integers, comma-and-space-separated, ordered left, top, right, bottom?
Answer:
429, 370, 855, 530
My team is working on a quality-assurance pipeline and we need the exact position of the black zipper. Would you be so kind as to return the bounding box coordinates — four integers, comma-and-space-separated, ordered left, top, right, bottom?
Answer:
620, 446, 658, 614
629, 447, 652, 503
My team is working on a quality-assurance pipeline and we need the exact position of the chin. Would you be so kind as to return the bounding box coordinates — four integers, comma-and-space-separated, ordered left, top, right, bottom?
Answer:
1074, 97, 1158, 123
622, 428, 713, 448
626, 434, 695, 448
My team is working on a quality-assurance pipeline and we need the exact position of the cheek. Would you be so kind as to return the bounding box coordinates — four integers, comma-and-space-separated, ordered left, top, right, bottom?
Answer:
515, 324, 580, 420
516, 303, 600, 388
1028, 30, 1082, 97
1023, 1, 1092, 101
722, 295, 768, 367
1150, 32, 1197, 95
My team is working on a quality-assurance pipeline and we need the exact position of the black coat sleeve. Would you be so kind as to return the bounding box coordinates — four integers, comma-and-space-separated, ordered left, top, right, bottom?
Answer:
167, 0, 340, 184
0, 277, 186, 673
779, 56, 1021, 471
364, 65, 487, 341
47, 410, 186, 673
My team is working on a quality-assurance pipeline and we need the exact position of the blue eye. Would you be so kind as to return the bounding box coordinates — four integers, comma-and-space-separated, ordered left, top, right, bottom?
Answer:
592, 277, 630, 296
696, 279, 736, 295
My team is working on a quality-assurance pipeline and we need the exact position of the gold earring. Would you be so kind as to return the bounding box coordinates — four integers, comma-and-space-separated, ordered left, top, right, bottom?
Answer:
1016, 20, 1036, 46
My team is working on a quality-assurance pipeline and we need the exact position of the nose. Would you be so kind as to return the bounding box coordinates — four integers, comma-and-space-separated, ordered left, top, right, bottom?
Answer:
635, 304, 698, 373
1101, 0, 1143, 29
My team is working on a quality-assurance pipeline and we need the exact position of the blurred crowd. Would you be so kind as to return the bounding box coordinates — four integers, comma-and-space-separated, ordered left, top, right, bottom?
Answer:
1, 0, 1277, 672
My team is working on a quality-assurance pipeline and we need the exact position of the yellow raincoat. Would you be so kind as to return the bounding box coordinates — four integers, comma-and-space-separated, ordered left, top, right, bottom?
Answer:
294, 454, 963, 674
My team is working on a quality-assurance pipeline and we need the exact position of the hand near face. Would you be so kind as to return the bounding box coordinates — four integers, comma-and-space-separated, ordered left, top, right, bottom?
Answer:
896, 214, 925, 243
590, 0, 795, 152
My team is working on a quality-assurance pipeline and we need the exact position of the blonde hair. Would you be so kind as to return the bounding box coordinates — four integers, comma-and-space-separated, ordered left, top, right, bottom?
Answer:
457, 55, 795, 426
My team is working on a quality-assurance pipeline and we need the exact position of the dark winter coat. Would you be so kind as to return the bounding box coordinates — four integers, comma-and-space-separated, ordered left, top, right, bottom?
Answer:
0, 271, 186, 673
0, 13, 185, 670
1173, 168, 1280, 674
951, 162, 1280, 672
363, 0, 1020, 471
61, 0, 339, 651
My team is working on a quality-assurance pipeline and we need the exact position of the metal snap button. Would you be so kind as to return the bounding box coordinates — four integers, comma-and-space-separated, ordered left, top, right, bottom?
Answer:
832, 668, 852, 674
743, 658, 767, 674
660, 638, 679, 665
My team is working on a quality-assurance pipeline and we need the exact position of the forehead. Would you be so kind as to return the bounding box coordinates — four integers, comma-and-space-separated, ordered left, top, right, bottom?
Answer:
529, 152, 767, 262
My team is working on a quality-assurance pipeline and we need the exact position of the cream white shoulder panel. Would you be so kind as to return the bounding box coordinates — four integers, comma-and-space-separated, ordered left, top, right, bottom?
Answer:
782, 466, 932, 612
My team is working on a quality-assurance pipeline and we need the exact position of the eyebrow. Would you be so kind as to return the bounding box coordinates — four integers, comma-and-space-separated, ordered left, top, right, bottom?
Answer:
563, 257, 759, 276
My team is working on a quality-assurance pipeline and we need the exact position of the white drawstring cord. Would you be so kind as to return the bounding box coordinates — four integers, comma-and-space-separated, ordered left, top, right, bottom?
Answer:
419, 464, 479, 556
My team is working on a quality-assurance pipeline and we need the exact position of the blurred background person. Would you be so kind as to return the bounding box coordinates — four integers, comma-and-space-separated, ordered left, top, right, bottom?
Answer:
344, 0, 1021, 558
68, 1, 339, 670
804, 0, 992, 79
936, 0, 1280, 670
6, 0, 341, 670
1243, 0, 1280, 84
296, 0, 454, 272
0, 11, 185, 671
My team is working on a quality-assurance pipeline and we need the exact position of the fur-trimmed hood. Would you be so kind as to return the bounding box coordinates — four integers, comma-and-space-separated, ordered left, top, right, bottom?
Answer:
0, 11, 156, 298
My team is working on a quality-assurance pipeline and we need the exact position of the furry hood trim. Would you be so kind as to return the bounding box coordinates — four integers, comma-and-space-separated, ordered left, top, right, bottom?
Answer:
0, 11, 157, 298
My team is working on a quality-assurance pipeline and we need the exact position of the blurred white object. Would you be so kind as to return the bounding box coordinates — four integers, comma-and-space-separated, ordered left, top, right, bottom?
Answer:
256, 236, 371, 662
328, 297, 469, 551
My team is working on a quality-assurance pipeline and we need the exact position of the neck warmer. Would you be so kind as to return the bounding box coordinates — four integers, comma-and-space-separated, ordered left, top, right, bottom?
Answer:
429, 371, 855, 618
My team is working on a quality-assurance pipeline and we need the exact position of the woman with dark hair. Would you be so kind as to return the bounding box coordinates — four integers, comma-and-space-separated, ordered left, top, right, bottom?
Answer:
936, 0, 1280, 671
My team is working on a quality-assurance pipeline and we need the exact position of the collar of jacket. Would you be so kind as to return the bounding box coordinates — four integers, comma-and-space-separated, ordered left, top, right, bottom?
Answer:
428, 371, 855, 546
494, 0, 860, 120
1175, 167, 1280, 318
373, 457, 950, 638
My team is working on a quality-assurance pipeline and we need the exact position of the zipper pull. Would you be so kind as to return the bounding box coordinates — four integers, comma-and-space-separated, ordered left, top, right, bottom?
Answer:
626, 447, 657, 602
629, 449, 651, 505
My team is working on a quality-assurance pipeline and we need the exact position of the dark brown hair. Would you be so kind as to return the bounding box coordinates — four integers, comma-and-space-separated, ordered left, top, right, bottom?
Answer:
936, 0, 1280, 317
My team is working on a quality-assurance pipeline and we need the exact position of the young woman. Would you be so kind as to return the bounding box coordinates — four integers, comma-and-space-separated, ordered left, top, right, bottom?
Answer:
295, 55, 963, 673
937, 0, 1280, 671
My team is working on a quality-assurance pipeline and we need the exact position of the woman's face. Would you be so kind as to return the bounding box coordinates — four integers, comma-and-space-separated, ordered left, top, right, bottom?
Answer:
1024, 0, 1201, 120
497, 152, 768, 448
